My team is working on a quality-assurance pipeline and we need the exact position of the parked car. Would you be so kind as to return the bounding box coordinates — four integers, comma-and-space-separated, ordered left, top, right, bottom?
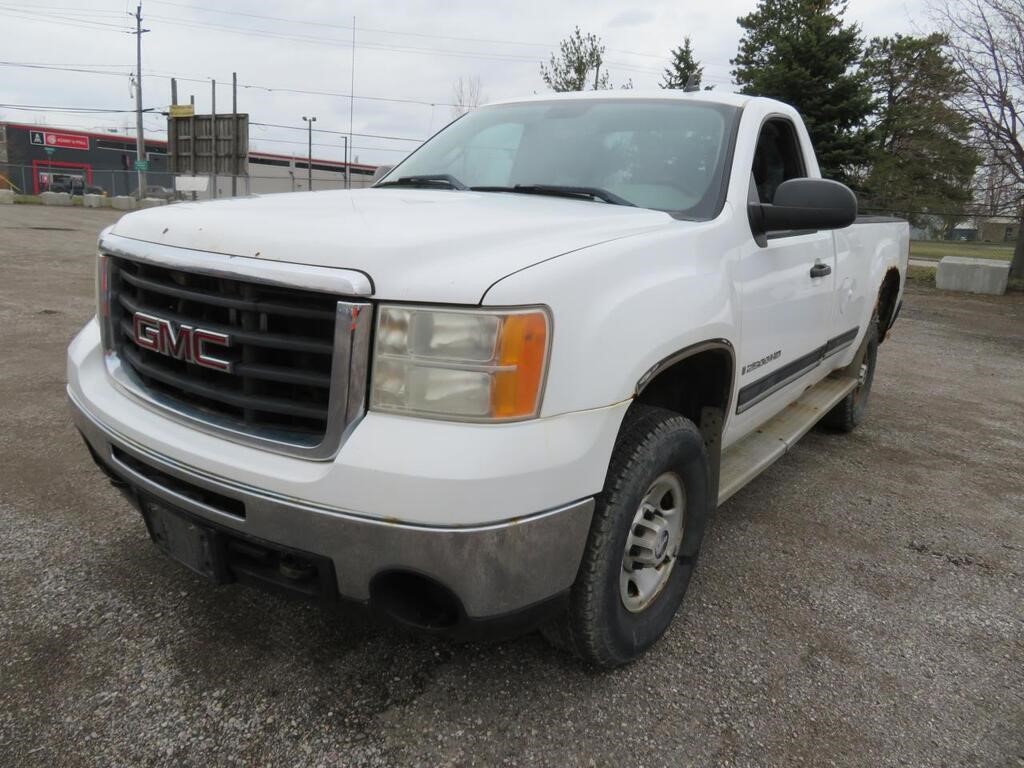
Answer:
68, 91, 908, 666
50, 178, 106, 196
133, 185, 176, 201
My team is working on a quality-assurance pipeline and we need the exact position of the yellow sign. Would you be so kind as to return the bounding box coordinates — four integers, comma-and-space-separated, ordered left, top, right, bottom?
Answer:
169, 104, 195, 118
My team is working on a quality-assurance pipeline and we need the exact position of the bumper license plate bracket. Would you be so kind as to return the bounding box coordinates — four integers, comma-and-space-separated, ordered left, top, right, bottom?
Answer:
141, 497, 233, 584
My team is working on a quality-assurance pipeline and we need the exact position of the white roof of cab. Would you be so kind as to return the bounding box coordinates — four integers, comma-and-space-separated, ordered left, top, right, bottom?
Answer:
485, 89, 757, 110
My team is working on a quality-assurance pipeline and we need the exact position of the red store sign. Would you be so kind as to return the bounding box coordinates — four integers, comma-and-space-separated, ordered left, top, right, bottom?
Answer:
29, 130, 89, 151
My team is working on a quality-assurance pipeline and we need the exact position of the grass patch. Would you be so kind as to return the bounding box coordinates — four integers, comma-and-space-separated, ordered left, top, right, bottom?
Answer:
910, 240, 1013, 262
906, 265, 936, 287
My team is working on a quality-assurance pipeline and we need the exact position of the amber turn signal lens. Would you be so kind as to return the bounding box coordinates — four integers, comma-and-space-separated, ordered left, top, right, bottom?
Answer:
491, 311, 549, 419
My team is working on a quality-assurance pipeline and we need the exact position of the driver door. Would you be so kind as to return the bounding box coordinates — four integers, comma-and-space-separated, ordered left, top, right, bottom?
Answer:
732, 118, 836, 431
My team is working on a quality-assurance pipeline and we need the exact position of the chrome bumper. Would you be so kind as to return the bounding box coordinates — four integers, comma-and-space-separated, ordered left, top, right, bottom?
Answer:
70, 389, 594, 620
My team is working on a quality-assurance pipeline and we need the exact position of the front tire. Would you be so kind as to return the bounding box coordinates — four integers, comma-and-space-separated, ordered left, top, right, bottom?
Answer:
543, 404, 711, 667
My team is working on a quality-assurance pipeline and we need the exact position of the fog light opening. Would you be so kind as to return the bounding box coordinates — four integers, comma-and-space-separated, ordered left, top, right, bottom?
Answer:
370, 571, 463, 631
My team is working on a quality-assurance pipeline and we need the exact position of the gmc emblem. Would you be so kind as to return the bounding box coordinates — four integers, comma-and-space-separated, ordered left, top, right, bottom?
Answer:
131, 311, 232, 372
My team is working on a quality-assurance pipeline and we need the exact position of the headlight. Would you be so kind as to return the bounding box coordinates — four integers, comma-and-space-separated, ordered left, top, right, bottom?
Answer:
370, 305, 550, 421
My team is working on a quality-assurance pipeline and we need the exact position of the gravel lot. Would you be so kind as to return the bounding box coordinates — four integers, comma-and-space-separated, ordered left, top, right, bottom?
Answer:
1, 204, 1022, 768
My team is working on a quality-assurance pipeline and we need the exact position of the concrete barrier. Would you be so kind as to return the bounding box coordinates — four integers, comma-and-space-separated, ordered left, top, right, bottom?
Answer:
40, 191, 72, 206
936, 256, 1011, 296
83, 194, 109, 209
111, 196, 137, 211
0, 189, 13, 205
138, 197, 168, 209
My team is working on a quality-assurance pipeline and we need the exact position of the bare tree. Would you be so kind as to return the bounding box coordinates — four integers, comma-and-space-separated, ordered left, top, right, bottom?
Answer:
933, 0, 1024, 278
975, 150, 1024, 217
451, 76, 486, 119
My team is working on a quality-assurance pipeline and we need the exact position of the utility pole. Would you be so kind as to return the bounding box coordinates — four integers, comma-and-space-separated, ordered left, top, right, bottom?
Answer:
231, 72, 237, 198
302, 116, 316, 190
210, 79, 217, 199
132, 3, 149, 198
348, 15, 355, 190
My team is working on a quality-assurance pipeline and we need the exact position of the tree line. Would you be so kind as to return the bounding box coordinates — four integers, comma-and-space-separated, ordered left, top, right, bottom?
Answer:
539, 0, 1024, 279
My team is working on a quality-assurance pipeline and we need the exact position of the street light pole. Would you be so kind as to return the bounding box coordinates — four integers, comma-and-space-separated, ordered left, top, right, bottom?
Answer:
341, 135, 349, 189
302, 115, 316, 191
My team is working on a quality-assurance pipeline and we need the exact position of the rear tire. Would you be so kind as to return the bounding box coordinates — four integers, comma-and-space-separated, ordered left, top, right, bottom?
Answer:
542, 404, 711, 667
824, 314, 879, 432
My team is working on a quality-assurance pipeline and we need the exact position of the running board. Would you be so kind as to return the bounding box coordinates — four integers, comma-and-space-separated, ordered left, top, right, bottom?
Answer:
717, 376, 858, 506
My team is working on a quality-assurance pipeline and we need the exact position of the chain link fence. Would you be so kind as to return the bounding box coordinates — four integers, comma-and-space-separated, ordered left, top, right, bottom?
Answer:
0, 162, 375, 199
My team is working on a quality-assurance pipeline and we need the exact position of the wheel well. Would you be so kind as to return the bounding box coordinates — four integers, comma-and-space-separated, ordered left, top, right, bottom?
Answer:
877, 268, 901, 343
636, 347, 733, 426
634, 346, 733, 497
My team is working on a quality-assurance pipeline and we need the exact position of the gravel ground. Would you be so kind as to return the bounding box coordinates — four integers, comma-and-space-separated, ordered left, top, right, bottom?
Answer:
1, 204, 1022, 768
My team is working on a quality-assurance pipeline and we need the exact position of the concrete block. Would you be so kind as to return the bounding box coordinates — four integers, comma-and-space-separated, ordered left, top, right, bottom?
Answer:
83, 194, 109, 208
936, 256, 1010, 296
0, 189, 13, 204
40, 191, 71, 206
138, 197, 168, 209
110, 196, 137, 211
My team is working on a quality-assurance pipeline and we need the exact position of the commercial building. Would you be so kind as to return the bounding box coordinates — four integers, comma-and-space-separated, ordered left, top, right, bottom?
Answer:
0, 121, 378, 197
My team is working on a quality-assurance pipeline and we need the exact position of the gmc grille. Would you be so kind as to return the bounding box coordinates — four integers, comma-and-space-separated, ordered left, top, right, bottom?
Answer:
106, 255, 371, 454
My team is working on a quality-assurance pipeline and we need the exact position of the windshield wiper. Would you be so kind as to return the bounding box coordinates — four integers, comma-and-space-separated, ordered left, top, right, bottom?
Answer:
470, 184, 635, 207
377, 174, 468, 190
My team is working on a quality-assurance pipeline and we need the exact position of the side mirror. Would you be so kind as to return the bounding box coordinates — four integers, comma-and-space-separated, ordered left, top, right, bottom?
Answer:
748, 178, 857, 236
371, 165, 395, 184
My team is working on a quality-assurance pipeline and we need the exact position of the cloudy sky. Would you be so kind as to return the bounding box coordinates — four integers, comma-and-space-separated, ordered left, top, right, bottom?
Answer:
1, 0, 930, 167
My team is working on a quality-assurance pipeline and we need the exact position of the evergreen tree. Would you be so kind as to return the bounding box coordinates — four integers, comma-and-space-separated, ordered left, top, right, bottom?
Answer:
731, 0, 873, 184
860, 34, 979, 232
661, 37, 704, 90
540, 27, 611, 92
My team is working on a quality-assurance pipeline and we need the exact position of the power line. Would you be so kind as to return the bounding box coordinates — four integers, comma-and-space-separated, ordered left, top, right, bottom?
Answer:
0, 7, 131, 32
145, 0, 667, 60
0, 61, 460, 109
250, 121, 422, 143
0, 3, 124, 13
1, 6, 736, 83
139, 13, 667, 76
4, 6, 605, 70
247, 136, 411, 154
0, 102, 156, 113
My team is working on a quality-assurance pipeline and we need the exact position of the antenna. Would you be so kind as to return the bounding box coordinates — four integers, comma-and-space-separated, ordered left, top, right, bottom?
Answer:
683, 73, 700, 93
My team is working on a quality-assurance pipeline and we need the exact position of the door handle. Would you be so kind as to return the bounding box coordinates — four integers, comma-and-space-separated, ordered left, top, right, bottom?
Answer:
810, 263, 832, 278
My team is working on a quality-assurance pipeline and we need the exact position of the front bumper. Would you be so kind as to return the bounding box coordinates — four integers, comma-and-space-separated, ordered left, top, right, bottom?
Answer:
71, 391, 594, 622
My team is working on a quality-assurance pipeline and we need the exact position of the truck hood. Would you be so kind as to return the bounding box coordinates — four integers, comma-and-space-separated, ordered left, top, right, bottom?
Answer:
108, 188, 675, 303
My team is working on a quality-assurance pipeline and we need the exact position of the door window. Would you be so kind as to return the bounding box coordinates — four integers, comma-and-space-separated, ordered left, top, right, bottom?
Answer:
751, 119, 806, 204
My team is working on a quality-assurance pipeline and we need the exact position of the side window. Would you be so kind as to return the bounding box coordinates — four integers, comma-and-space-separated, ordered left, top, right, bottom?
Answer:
751, 119, 806, 204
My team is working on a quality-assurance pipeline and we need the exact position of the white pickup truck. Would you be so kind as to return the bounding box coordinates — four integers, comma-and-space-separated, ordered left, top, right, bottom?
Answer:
68, 91, 907, 666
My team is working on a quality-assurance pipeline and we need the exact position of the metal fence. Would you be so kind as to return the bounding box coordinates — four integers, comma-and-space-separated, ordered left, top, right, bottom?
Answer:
907, 216, 1019, 246
0, 162, 376, 199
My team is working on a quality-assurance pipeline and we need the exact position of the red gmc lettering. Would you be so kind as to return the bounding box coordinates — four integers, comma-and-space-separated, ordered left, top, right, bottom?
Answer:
191, 329, 232, 371
131, 312, 231, 371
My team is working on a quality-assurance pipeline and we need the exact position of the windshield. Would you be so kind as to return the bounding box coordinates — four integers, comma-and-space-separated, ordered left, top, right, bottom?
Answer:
381, 99, 739, 218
